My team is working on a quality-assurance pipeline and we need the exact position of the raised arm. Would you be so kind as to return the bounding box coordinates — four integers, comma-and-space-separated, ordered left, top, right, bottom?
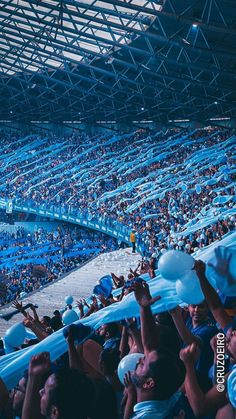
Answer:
119, 326, 130, 359
76, 300, 85, 319
111, 272, 121, 288
22, 352, 50, 419
23, 314, 49, 341
130, 282, 160, 355
66, 327, 84, 371
123, 372, 137, 419
169, 306, 201, 346
30, 305, 40, 323
12, 300, 28, 318
130, 262, 141, 278
195, 260, 233, 330
180, 343, 227, 418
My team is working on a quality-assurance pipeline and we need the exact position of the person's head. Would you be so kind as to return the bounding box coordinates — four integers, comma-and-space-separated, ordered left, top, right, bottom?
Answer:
40, 368, 95, 419
99, 348, 120, 376
188, 301, 208, 325
11, 370, 28, 417
99, 323, 119, 340
53, 310, 61, 318
50, 316, 63, 332
41, 316, 51, 328
133, 354, 185, 400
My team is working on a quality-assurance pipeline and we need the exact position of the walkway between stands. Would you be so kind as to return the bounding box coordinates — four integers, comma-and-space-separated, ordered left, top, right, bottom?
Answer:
0, 248, 140, 336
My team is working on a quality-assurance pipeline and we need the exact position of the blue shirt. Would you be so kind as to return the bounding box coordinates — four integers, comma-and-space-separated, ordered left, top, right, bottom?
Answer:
103, 337, 120, 350
186, 318, 217, 375
132, 392, 181, 418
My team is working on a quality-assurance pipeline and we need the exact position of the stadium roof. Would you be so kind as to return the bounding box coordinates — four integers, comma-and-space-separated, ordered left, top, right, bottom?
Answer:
0, 0, 236, 125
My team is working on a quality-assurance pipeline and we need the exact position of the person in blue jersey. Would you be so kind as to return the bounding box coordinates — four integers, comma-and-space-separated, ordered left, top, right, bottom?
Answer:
170, 302, 217, 391
176, 258, 236, 418
122, 281, 187, 419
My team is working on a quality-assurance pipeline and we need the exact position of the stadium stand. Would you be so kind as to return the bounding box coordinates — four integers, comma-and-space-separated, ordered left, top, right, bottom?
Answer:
0, 128, 235, 419
0, 224, 118, 306
0, 128, 235, 257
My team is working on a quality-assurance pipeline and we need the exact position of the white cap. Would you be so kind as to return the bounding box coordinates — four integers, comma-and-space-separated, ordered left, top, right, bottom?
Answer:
160, 248, 167, 254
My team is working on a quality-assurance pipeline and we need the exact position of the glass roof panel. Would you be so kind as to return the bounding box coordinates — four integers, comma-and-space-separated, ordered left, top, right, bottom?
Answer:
0, 0, 162, 75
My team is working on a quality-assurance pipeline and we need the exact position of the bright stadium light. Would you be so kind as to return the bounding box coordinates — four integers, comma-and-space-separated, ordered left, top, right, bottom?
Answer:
209, 117, 230, 121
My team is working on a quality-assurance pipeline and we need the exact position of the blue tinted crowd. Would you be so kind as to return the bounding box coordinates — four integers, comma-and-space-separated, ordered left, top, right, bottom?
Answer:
0, 128, 235, 418
0, 128, 235, 256
0, 225, 118, 306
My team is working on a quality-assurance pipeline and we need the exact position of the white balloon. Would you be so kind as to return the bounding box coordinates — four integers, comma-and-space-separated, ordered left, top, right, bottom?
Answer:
5, 323, 27, 348
176, 271, 204, 304
158, 250, 194, 281
118, 353, 144, 384
65, 296, 73, 305
62, 310, 79, 325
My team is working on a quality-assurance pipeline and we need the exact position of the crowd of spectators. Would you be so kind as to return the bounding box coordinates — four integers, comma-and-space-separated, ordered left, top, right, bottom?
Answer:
0, 128, 235, 418
0, 127, 235, 257
0, 224, 118, 306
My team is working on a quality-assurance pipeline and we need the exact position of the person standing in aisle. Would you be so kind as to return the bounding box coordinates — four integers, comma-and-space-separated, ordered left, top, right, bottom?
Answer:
130, 229, 136, 253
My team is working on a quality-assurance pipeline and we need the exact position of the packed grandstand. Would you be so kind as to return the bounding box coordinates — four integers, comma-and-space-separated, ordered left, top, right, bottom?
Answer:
0, 127, 235, 253
0, 127, 235, 419
0, 224, 118, 305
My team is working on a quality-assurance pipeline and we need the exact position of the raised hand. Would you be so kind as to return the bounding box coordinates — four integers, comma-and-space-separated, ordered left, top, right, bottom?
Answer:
169, 305, 183, 318
91, 295, 98, 310
12, 300, 24, 312
124, 371, 136, 396
76, 299, 83, 310
97, 294, 108, 306
194, 260, 206, 279
82, 298, 89, 308
209, 247, 235, 286
129, 281, 161, 307
180, 343, 200, 365
209, 247, 232, 273
28, 352, 51, 378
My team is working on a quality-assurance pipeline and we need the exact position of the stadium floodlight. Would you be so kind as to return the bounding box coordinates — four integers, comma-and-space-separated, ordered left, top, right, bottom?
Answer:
169, 119, 190, 123
209, 117, 230, 121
